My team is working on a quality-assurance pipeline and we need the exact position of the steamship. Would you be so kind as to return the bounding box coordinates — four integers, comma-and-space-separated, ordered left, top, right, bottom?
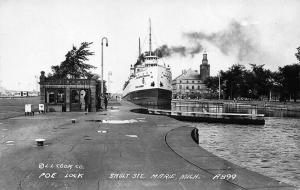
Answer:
122, 21, 172, 108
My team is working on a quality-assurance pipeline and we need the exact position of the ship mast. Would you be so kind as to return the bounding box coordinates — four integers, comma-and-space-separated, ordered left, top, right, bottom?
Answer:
149, 19, 152, 55
138, 37, 141, 57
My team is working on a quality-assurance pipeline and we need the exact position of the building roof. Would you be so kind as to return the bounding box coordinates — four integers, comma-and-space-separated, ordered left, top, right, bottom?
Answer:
173, 68, 201, 81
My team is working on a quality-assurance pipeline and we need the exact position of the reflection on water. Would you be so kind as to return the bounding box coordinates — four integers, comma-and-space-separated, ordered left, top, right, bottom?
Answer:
193, 117, 300, 187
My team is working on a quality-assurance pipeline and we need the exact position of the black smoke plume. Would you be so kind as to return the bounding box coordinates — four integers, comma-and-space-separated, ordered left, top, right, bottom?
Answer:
183, 20, 259, 61
154, 20, 259, 62
154, 43, 203, 58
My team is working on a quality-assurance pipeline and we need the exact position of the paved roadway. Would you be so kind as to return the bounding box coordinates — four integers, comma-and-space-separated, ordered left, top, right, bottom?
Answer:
0, 101, 296, 190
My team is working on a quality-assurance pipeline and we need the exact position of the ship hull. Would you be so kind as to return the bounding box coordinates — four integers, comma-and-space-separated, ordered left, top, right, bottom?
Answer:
123, 88, 171, 109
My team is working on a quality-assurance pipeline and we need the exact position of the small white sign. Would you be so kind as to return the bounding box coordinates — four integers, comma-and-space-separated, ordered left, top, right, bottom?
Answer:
39, 104, 44, 111
25, 104, 32, 112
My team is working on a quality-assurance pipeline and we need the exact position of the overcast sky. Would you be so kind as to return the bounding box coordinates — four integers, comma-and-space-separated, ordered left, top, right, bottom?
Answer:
0, 0, 299, 93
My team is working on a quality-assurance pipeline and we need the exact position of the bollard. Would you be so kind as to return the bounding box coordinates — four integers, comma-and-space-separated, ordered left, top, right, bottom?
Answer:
36, 138, 45, 146
71, 119, 76, 124
191, 128, 199, 144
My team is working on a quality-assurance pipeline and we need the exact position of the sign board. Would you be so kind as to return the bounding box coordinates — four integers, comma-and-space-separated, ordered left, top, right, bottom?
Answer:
39, 104, 45, 111
25, 104, 32, 112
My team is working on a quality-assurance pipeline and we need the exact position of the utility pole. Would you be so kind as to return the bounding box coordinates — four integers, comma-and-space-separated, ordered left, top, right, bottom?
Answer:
218, 72, 221, 100
101, 37, 108, 95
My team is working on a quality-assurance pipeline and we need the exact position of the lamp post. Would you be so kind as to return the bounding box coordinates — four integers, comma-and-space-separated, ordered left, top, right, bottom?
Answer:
218, 71, 221, 100
101, 37, 108, 95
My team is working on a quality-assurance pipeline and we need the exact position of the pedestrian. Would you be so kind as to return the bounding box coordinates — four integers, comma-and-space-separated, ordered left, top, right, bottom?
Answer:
104, 94, 108, 110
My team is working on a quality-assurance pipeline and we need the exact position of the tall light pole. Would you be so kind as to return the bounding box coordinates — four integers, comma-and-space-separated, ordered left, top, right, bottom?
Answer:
101, 37, 108, 95
107, 71, 112, 94
218, 72, 221, 100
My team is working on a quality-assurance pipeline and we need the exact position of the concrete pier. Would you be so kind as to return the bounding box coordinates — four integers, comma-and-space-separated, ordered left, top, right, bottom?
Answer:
0, 101, 295, 189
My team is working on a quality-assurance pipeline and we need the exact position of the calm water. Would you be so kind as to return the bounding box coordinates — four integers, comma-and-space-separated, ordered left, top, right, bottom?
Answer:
193, 117, 300, 187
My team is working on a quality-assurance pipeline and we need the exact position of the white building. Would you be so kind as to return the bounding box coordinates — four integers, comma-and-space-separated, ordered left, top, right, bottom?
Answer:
172, 52, 210, 98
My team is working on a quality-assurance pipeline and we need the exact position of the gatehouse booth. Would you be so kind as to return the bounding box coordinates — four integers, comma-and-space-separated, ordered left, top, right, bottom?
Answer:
39, 71, 105, 112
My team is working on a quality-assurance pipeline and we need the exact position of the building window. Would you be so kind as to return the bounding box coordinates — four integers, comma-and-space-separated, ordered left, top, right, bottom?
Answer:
186, 86, 189, 89
71, 90, 79, 103
48, 91, 55, 103
57, 89, 65, 103
192, 86, 194, 90
198, 86, 200, 90
179, 85, 182, 89
179, 80, 182, 83
192, 81, 194, 83
187, 81, 189, 83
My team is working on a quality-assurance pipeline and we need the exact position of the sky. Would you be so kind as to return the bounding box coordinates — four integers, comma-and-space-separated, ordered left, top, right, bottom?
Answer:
0, 0, 299, 93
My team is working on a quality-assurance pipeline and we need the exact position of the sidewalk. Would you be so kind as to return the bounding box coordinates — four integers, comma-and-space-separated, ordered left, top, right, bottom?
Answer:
0, 100, 296, 190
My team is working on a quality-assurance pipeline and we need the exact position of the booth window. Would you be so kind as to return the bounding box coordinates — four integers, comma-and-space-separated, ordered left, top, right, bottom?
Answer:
71, 90, 79, 103
57, 90, 65, 103
48, 91, 55, 103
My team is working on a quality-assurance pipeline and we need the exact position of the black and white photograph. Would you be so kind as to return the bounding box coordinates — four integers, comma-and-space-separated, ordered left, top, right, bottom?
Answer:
0, 0, 299, 189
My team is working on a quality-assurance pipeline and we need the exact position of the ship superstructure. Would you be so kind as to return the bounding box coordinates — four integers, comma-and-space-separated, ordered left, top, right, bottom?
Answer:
122, 20, 172, 108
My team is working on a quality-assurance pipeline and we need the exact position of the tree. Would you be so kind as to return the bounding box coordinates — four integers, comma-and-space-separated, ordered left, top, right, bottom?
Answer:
48, 42, 96, 79
295, 47, 300, 62
278, 64, 300, 102
248, 64, 273, 99
221, 64, 247, 99
271, 71, 284, 100
204, 76, 219, 94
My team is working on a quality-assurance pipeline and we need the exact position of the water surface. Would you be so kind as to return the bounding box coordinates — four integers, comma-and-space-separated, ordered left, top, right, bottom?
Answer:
193, 117, 300, 187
